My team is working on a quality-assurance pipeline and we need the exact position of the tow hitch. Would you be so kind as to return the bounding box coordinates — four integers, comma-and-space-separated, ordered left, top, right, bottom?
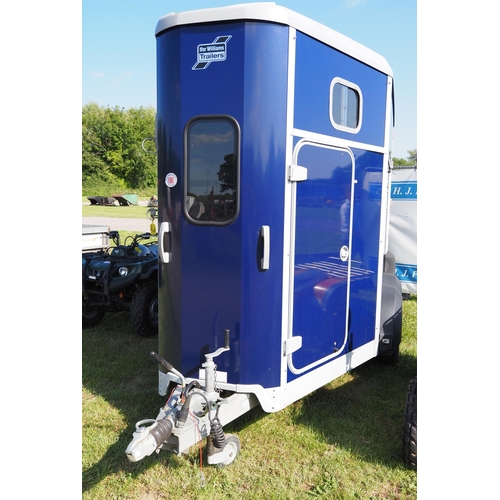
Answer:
125, 331, 256, 466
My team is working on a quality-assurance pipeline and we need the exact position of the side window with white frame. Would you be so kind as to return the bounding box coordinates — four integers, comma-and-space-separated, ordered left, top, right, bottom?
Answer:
329, 77, 362, 133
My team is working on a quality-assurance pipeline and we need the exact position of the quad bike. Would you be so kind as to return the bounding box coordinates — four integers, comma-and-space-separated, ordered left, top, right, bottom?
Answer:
82, 231, 158, 337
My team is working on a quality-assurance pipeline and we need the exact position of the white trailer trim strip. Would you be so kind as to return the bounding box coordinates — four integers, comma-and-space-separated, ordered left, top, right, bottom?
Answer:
155, 3, 392, 77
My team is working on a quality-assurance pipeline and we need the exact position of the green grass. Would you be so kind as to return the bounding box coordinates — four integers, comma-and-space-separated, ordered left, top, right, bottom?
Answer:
82, 204, 156, 219
82, 297, 417, 499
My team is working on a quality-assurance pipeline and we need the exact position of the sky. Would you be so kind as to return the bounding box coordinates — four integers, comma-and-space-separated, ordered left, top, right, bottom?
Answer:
82, 0, 416, 160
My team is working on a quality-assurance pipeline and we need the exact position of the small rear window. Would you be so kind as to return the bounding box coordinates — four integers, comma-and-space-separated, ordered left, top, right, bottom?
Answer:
330, 78, 362, 133
184, 116, 240, 225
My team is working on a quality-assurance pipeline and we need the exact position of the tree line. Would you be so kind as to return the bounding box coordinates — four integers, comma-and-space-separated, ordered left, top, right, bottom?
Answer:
82, 102, 416, 194
82, 103, 156, 193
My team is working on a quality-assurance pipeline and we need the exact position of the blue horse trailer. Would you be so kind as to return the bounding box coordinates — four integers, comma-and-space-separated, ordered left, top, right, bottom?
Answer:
126, 2, 402, 466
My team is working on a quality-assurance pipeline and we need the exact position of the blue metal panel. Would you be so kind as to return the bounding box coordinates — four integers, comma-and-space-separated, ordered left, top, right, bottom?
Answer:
238, 22, 288, 388
294, 31, 388, 146
156, 29, 184, 372
348, 149, 384, 348
156, 21, 289, 388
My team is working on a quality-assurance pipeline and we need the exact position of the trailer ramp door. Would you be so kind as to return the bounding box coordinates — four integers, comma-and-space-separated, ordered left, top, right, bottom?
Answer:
288, 142, 355, 376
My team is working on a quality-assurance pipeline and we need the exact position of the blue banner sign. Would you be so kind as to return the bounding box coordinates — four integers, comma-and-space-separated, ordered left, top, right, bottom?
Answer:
395, 264, 417, 283
391, 181, 417, 200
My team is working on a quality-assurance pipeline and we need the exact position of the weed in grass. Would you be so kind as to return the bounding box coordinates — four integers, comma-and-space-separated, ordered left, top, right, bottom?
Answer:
307, 472, 340, 497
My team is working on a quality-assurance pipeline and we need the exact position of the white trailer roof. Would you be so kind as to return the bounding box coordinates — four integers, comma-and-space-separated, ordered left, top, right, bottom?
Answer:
155, 2, 393, 77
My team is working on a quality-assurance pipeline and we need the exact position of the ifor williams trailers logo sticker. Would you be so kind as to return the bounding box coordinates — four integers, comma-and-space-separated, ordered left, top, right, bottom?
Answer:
192, 35, 232, 70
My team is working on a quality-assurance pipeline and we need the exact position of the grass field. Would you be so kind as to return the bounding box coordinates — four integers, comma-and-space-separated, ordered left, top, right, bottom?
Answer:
82, 204, 156, 219
82, 296, 417, 499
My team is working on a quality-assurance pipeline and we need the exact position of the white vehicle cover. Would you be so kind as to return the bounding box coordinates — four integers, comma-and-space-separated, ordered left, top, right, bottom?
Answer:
389, 167, 417, 295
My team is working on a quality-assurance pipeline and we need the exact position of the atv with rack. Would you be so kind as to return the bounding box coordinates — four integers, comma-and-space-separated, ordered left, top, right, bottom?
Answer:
82, 231, 158, 337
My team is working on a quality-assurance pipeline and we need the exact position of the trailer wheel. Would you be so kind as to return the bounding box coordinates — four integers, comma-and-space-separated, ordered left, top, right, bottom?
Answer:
130, 280, 158, 337
403, 376, 417, 470
216, 434, 240, 468
82, 302, 105, 328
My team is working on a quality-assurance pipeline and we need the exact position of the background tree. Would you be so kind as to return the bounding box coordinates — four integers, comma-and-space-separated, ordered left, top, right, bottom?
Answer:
391, 149, 417, 167
407, 149, 417, 166
82, 103, 157, 193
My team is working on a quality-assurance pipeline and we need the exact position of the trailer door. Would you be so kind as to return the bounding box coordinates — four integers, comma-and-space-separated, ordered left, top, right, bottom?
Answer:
158, 116, 243, 380
287, 141, 355, 377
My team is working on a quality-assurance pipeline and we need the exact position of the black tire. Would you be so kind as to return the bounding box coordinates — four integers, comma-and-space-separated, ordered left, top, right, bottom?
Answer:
130, 280, 158, 337
403, 376, 417, 470
82, 308, 105, 328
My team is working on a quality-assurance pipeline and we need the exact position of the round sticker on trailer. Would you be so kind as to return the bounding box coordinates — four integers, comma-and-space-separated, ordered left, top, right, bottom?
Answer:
339, 245, 349, 262
165, 173, 177, 188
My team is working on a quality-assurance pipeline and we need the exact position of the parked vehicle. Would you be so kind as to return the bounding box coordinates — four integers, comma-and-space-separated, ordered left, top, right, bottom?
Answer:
82, 231, 158, 337
125, 3, 403, 467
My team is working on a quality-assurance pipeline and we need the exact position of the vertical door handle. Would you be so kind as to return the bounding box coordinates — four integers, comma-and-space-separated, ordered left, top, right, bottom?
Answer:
159, 221, 172, 263
260, 225, 270, 270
